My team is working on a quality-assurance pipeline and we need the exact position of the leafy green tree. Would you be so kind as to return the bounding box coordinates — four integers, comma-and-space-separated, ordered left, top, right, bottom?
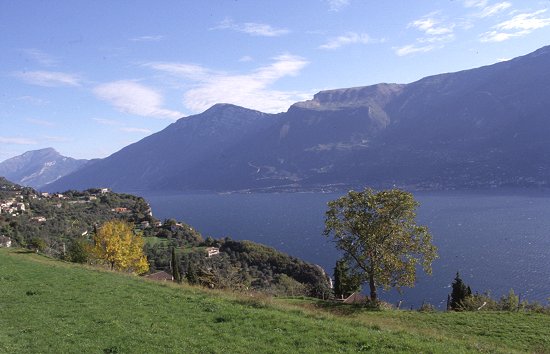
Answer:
91, 220, 149, 274
324, 188, 437, 302
67, 238, 89, 263
450, 272, 472, 310
333, 259, 361, 299
171, 247, 182, 283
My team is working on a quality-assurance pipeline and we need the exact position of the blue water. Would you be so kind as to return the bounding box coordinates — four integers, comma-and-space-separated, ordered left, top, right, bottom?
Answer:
140, 191, 550, 308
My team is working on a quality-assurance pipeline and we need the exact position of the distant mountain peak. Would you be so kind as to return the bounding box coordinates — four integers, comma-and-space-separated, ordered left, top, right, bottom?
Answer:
21, 147, 59, 157
203, 103, 266, 116
0, 148, 88, 189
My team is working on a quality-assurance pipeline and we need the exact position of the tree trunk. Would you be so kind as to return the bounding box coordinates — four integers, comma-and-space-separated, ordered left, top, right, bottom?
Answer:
369, 272, 377, 302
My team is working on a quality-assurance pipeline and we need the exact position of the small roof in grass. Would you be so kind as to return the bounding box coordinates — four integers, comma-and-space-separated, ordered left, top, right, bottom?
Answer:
144, 271, 173, 281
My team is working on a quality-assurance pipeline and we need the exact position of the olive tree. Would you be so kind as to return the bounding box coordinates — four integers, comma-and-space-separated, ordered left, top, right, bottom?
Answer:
324, 188, 437, 302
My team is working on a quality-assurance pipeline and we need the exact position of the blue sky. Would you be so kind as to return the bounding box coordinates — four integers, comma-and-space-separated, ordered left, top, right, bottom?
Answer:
1, 0, 549, 161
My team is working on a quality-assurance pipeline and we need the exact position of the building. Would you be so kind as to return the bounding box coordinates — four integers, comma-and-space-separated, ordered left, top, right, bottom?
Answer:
205, 247, 220, 257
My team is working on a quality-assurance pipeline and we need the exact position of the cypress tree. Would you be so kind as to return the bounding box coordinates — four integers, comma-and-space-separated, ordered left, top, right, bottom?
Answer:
450, 272, 470, 310
171, 247, 182, 283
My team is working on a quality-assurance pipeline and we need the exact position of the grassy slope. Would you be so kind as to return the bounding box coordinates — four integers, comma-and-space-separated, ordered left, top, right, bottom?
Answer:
0, 249, 548, 353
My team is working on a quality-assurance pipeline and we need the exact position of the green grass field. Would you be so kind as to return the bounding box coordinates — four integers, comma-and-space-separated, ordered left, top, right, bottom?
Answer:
1, 248, 548, 353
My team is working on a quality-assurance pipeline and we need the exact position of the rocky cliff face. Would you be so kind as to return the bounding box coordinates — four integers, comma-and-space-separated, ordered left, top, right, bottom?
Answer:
46, 45, 550, 193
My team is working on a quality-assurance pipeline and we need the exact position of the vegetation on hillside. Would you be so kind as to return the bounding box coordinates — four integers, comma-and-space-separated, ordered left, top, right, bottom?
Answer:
0, 178, 331, 297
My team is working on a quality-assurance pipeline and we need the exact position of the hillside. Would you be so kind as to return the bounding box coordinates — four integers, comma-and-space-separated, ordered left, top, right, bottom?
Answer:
45, 45, 550, 193
1, 248, 549, 353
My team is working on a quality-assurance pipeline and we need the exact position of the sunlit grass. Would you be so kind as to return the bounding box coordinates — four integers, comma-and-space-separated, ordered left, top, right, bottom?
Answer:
1, 248, 548, 353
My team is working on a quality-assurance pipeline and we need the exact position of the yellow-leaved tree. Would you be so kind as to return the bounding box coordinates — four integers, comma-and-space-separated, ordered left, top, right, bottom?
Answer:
91, 220, 149, 274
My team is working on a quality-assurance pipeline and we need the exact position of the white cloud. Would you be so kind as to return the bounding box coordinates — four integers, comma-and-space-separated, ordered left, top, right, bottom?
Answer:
15, 71, 81, 87
476, 2, 512, 18
120, 127, 152, 134
147, 54, 310, 113
213, 18, 290, 37
319, 32, 372, 50
497, 9, 550, 31
397, 13, 454, 56
0, 137, 37, 145
25, 118, 55, 127
43, 135, 72, 143
239, 56, 254, 62
463, 0, 488, 8
93, 81, 183, 119
92, 118, 152, 134
479, 9, 550, 42
410, 15, 454, 36
327, 0, 350, 11
92, 118, 122, 126
130, 35, 165, 42
21, 49, 57, 66
394, 44, 436, 56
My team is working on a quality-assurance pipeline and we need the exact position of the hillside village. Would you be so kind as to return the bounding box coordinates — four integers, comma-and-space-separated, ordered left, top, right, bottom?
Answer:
0, 177, 331, 298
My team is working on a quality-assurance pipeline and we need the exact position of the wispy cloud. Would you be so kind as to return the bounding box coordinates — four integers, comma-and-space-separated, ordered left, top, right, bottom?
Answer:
93, 81, 183, 120
25, 118, 55, 127
147, 54, 310, 113
92, 118, 121, 126
239, 56, 254, 62
119, 127, 152, 134
327, 0, 350, 12
130, 35, 165, 42
213, 18, 290, 37
396, 13, 454, 56
0, 137, 37, 145
463, 0, 489, 8
43, 135, 72, 143
92, 118, 152, 134
410, 14, 454, 36
319, 32, 373, 50
15, 71, 81, 87
476, 2, 512, 18
479, 9, 550, 42
394, 44, 436, 56
21, 49, 58, 66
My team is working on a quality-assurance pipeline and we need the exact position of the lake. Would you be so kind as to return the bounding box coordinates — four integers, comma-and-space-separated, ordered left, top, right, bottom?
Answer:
139, 191, 550, 308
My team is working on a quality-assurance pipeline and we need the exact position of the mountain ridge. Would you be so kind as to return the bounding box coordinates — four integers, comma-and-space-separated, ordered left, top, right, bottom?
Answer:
42, 44, 550, 192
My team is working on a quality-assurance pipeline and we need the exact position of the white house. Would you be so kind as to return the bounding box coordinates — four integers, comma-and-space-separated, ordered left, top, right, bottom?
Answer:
205, 247, 220, 257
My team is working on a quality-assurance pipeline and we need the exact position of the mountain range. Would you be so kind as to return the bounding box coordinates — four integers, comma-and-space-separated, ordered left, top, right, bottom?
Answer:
0, 148, 89, 189
10, 45, 550, 193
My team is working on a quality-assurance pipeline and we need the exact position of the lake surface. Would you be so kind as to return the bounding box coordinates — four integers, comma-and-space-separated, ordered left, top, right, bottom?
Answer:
139, 191, 550, 308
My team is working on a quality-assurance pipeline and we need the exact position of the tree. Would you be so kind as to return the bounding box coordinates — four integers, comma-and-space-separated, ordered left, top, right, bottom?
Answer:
67, 238, 89, 263
333, 259, 361, 299
324, 188, 437, 302
450, 272, 472, 310
186, 261, 199, 285
171, 247, 182, 283
91, 220, 149, 274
